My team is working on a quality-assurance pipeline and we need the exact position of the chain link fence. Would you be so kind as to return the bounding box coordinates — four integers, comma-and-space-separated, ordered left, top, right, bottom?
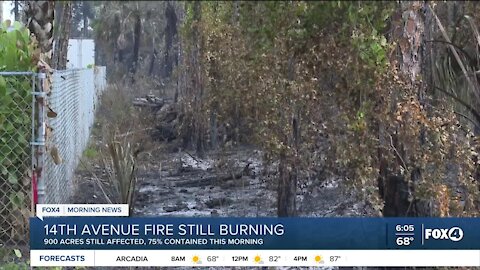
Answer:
0, 72, 35, 248
44, 67, 106, 204
0, 67, 106, 250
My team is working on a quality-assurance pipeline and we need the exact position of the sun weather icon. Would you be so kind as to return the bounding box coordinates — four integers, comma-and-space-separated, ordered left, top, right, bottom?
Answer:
254, 255, 264, 264
192, 255, 202, 264
314, 255, 324, 264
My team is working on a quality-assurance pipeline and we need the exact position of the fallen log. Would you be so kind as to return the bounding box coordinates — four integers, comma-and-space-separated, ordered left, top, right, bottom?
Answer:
175, 163, 252, 187
133, 95, 169, 109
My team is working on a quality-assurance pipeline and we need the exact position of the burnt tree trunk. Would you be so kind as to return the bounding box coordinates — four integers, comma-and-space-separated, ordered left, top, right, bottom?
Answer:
175, 5, 185, 104
231, 1, 241, 146
149, 48, 158, 76
379, 1, 430, 217
130, 12, 141, 84
277, 151, 297, 217
191, 1, 206, 158
278, 115, 300, 217
277, 55, 299, 217
163, 2, 178, 79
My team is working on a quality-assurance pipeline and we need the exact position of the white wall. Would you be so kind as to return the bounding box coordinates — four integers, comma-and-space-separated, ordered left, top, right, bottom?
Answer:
2, 2, 15, 22
67, 39, 95, 69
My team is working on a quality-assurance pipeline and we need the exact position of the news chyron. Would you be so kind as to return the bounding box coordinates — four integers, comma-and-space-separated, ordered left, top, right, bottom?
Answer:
29, 204, 480, 267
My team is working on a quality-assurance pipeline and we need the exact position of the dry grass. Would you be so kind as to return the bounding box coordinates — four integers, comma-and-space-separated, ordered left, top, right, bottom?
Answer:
84, 82, 159, 211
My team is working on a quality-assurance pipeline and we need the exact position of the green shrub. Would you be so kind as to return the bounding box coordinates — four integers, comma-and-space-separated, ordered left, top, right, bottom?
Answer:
83, 147, 98, 159
0, 20, 37, 241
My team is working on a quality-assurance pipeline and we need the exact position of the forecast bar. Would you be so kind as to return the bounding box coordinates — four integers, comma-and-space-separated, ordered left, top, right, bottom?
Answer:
31, 250, 480, 267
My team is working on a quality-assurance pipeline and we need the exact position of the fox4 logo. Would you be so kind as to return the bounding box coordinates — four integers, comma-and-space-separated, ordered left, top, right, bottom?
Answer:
424, 227, 464, 242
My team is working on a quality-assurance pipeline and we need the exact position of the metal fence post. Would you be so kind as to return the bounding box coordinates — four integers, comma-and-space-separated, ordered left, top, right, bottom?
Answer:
34, 72, 47, 205
31, 73, 36, 214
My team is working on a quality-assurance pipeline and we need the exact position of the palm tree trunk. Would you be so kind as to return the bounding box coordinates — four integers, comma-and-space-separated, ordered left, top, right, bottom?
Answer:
26, 1, 55, 60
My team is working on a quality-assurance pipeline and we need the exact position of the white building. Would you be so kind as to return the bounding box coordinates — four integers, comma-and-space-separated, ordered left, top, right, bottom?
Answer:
67, 39, 95, 69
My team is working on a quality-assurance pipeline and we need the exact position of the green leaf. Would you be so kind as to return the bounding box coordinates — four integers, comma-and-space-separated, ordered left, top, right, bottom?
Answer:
7, 173, 18, 184
0, 76, 6, 97
4, 121, 14, 131
380, 36, 387, 47
17, 134, 28, 146
12, 21, 23, 30
9, 191, 24, 207
13, 249, 22, 259
1, 165, 7, 175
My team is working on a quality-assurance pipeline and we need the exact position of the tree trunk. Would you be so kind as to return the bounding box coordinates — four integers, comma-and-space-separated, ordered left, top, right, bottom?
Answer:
277, 55, 298, 217
26, 0, 54, 208
163, 2, 178, 79
231, 1, 240, 146
175, 4, 185, 104
277, 152, 297, 217
53, 2, 72, 70
130, 11, 141, 84
14, 1, 20, 21
379, 1, 429, 217
149, 48, 157, 76
82, 1, 89, 38
210, 103, 218, 149
26, 1, 55, 58
191, 1, 205, 158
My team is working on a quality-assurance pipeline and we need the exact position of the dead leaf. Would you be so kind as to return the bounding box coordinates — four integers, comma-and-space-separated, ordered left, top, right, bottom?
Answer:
46, 105, 57, 118
45, 125, 53, 139
43, 78, 51, 93
50, 146, 63, 165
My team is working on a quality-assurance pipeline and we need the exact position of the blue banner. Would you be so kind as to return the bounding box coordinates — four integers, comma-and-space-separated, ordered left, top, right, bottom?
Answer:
30, 217, 480, 250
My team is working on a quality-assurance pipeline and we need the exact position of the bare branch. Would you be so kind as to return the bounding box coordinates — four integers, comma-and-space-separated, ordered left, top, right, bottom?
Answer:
388, 134, 408, 174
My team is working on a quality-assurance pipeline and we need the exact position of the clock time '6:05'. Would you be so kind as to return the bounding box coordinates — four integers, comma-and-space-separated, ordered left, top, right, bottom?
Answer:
396, 225, 414, 232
